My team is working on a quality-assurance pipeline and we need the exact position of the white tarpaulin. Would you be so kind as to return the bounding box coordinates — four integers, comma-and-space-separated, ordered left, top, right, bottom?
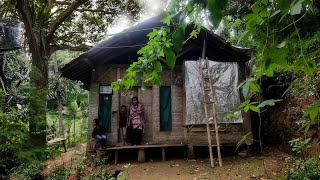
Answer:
185, 60, 243, 125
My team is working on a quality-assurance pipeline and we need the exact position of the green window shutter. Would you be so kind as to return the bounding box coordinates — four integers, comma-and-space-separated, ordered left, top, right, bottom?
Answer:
160, 86, 172, 131
99, 94, 112, 133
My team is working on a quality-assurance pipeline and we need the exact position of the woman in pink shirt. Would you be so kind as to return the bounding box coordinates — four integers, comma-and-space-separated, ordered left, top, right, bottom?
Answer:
129, 97, 144, 145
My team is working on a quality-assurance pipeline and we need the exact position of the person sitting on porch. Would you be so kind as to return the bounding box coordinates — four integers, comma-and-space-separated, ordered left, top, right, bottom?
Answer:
119, 105, 129, 146
92, 118, 107, 149
129, 97, 144, 145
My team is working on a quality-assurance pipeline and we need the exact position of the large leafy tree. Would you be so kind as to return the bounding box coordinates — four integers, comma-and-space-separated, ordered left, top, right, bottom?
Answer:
0, 0, 140, 146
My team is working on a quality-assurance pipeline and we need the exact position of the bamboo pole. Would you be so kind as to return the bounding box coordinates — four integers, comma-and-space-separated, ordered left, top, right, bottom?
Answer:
200, 40, 214, 168
206, 57, 222, 167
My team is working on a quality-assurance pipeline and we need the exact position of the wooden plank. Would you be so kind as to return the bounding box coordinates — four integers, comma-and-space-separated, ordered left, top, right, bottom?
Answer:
47, 138, 66, 144
105, 144, 185, 150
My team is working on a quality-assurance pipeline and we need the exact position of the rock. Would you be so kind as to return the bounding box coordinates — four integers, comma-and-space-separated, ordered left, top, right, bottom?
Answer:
175, 164, 180, 167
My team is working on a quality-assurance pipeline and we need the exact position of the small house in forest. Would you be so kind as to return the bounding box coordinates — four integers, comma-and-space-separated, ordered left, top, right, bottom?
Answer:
61, 16, 253, 155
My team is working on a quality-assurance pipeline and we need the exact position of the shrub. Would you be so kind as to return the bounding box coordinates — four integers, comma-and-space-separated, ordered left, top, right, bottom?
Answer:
286, 157, 320, 180
10, 162, 45, 180
0, 146, 19, 180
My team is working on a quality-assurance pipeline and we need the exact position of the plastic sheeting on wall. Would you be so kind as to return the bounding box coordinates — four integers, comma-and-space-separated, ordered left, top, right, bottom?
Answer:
185, 60, 243, 125
0, 20, 21, 51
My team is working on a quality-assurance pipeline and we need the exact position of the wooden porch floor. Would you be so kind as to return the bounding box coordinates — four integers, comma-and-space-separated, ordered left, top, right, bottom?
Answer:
102, 144, 186, 164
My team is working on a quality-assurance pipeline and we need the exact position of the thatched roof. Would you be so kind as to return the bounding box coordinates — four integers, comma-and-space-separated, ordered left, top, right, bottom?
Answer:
61, 16, 250, 90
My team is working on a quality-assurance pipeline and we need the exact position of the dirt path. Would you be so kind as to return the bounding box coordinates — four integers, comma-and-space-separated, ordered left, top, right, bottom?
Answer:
111, 149, 289, 180
47, 143, 87, 169
48, 144, 290, 180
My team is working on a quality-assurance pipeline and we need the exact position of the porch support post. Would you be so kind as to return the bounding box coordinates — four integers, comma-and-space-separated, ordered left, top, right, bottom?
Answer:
138, 148, 145, 162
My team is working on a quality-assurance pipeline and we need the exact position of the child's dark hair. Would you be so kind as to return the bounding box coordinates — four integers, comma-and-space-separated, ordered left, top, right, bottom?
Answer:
131, 96, 138, 102
93, 118, 99, 124
121, 105, 127, 109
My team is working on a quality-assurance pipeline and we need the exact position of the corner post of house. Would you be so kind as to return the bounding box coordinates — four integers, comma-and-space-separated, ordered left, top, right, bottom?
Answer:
152, 85, 160, 142
86, 68, 98, 153
238, 62, 253, 147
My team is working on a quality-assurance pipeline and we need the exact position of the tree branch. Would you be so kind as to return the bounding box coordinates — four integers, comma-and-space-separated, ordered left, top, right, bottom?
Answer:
47, 0, 86, 43
76, 8, 117, 14
54, 1, 117, 14
15, 0, 33, 40
50, 44, 91, 54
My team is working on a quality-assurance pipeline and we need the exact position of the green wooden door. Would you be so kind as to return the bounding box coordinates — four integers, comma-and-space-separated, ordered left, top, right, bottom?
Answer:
160, 86, 172, 131
99, 94, 112, 133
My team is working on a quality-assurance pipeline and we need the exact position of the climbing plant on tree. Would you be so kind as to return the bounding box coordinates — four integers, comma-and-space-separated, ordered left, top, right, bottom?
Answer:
0, 0, 140, 147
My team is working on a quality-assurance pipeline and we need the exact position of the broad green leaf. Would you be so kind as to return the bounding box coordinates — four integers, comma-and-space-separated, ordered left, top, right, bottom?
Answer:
303, 64, 314, 76
249, 105, 260, 113
172, 23, 186, 52
244, 106, 250, 112
240, 77, 256, 99
257, 99, 283, 108
147, 29, 158, 39
165, 41, 173, 48
239, 100, 250, 109
249, 82, 260, 93
159, 49, 165, 57
252, 3, 264, 14
309, 109, 318, 121
163, 47, 176, 69
154, 61, 162, 72
264, 67, 274, 77
226, 113, 240, 119
259, 10, 270, 17
290, 0, 304, 15
161, 14, 172, 25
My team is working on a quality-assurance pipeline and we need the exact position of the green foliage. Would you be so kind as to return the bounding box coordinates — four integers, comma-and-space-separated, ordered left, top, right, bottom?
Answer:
285, 157, 320, 180
46, 157, 128, 180
300, 102, 320, 134
235, 132, 252, 152
0, 146, 19, 179
10, 162, 45, 180
289, 138, 311, 154
113, 0, 226, 91
239, 100, 260, 113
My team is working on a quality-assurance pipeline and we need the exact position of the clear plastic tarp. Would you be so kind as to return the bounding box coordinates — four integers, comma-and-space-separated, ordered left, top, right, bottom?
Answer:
185, 60, 243, 125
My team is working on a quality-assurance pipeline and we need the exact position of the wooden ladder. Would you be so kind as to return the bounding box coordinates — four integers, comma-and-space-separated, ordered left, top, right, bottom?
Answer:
199, 56, 223, 167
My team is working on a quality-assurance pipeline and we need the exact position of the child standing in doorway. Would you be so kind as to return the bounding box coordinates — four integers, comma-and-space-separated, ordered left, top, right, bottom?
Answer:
129, 97, 144, 145
119, 105, 129, 146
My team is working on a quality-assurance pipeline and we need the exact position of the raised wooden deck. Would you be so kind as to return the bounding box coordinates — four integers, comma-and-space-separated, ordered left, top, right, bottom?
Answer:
104, 144, 186, 164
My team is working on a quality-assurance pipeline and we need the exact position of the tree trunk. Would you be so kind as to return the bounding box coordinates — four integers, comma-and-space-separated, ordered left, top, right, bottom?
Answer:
28, 40, 49, 146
